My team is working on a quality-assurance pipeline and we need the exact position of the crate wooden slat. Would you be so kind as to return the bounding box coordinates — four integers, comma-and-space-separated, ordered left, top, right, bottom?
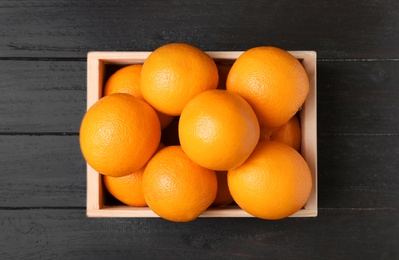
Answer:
86, 51, 317, 218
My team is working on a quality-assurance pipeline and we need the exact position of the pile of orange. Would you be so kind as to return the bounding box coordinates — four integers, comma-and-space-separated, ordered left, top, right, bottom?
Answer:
80, 43, 312, 222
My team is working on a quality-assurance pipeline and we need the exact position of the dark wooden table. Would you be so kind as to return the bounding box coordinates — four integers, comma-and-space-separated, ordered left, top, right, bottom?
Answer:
1, 1, 398, 259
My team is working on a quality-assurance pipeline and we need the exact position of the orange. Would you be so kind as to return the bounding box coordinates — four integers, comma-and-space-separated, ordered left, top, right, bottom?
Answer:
211, 171, 234, 207
103, 168, 147, 207
141, 43, 219, 116
103, 64, 143, 98
157, 111, 175, 130
103, 143, 165, 207
142, 146, 217, 222
103, 64, 173, 129
228, 141, 312, 220
259, 114, 301, 151
226, 46, 309, 127
79, 93, 161, 177
179, 89, 260, 171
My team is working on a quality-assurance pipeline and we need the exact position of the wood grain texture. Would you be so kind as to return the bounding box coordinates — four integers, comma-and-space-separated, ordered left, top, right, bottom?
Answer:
0, 60, 86, 133
318, 135, 399, 209
318, 61, 399, 135
0, 0, 398, 59
1, 0, 398, 257
0, 209, 397, 259
1, 60, 399, 134
0, 135, 85, 207
1, 135, 398, 209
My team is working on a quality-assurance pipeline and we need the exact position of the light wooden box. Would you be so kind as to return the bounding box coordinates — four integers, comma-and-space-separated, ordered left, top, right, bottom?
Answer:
86, 51, 318, 218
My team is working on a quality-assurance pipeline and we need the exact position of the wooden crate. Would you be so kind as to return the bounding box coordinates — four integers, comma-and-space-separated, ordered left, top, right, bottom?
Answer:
86, 51, 318, 218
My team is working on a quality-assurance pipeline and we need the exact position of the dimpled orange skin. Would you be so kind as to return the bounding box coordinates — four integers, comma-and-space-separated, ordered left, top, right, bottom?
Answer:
226, 46, 309, 127
103, 64, 143, 98
140, 43, 219, 116
102, 143, 166, 207
103, 168, 147, 207
228, 141, 312, 220
178, 89, 260, 171
259, 114, 301, 152
103, 64, 174, 130
211, 171, 234, 207
142, 146, 217, 222
79, 93, 161, 177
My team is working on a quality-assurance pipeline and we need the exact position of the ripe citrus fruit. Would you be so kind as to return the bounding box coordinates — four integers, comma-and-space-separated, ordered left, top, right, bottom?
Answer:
142, 146, 217, 222
103, 64, 143, 98
226, 46, 309, 127
179, 89, 260, 171
259, 114, 301, 152
211, 171, 234, 207
141, 43, 219, 116
80, 93, 161, 177
103, 64, 173, 129
103, 168, 147, 207
228, 141, 312, 220
103, 143, 165, 207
